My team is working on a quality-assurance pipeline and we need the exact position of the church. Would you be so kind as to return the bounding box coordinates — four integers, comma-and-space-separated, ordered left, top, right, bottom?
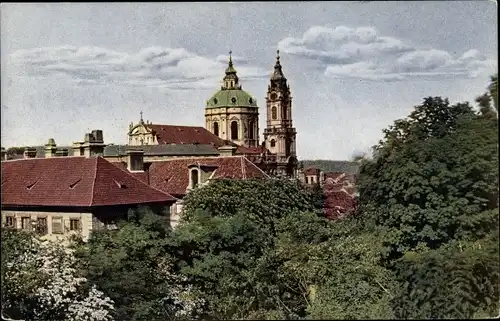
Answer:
1, 50, 358, 239
126, 50, 299, 177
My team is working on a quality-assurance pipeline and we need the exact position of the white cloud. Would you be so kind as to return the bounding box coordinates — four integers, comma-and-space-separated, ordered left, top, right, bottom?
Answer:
8, 46, 269, 90
278, 25, 497, 81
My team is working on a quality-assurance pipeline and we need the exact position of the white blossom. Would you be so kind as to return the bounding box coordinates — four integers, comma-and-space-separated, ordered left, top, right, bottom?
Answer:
3, 234, 115, 321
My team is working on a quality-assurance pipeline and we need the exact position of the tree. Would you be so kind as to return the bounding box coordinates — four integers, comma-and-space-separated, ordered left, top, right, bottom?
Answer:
167, 179, 326, 319
75, 207, 204, 321
181, 178, 323, 226
392, 227, 499, 319
1, 228, 114, 321
358, 96, 498, 258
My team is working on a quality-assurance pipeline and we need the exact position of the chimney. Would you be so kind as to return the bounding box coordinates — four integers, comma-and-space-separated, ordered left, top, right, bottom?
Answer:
55, 148, 69, 157
127, 149, 144, 172
24, 147, 38, 159
91, 130, 104, 143
218, 145, 237, 156
44, 138, 57, 158
76, 130, 106, 157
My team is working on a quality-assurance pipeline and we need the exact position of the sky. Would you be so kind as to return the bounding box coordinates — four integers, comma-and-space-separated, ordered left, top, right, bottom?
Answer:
1, 2, 497, 160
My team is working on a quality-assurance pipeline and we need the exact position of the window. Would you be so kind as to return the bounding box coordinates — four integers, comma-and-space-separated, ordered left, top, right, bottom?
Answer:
305, 177, 309, 184
231, 97, 237, 104
213, 122, 219, 137
21, 217, 31, 230
191, 169, 199, 188
231, 121, 238, 140
272, 106, 277, 120
79, 148, 84, 156
5, 216, 16, 228
249, 121, 255, 140
52, 217, 63, 234
36, 217, 48, 235
69, 219, 81, 232
270, 139, 276, 147
283, 106, 287, 120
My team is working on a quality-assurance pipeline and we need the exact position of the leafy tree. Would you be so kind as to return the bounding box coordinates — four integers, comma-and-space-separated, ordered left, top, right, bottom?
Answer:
392, 225, 499, 319
75, 207, 204, 321
1, 228, 114, 321
358, 97, 498, 258
168, 179, 326, 319
181, 178, 323, 226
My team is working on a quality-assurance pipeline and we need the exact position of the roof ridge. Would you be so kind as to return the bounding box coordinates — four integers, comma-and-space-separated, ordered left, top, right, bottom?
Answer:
241, 156, 270, 178
240, 156, 246, 179
89, 157, 99, 206
103, 157, 178, 201
149, 124, 205, 128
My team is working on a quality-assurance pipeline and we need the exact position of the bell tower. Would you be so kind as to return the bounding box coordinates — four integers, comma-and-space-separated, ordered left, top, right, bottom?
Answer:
263, 50, 297, 177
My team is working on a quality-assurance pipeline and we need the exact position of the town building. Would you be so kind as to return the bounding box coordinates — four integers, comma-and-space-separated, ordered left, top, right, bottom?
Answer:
1, 156, 177, 241
1, 50, 359, 233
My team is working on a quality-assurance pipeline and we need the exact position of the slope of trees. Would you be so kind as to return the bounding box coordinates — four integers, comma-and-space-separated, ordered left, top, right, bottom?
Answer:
1, 76, 498, 320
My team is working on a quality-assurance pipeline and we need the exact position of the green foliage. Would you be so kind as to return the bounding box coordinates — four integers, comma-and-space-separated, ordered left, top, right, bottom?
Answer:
392, 228, 499, 319
167, 212, 278, 319
181, 178, 322, 225
6, 146, 27, 156
358, 96, 498, 255
75, 206, 202, 321
171, 180, 327, 319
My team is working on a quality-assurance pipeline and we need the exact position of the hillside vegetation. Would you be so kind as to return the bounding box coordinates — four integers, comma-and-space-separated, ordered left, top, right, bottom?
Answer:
1, 75, 498, 320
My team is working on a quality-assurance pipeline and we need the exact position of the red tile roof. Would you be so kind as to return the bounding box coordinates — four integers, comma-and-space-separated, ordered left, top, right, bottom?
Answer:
324, 172, 345, 182
113, 156, 269, 197
148, 124, 226, 147
304, 167, 321, 175
235, 145, 267, 155
322, 176, 357, 220
1, 157, 176, 208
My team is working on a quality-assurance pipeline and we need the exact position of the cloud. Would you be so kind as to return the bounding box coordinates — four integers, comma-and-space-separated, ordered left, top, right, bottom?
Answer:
278, 25, 497, 81
8, 46, 269, 90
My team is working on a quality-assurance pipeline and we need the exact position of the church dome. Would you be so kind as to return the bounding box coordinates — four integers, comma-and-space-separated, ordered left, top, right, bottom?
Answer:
206, 89, 257, 108
206, 50, 258, 109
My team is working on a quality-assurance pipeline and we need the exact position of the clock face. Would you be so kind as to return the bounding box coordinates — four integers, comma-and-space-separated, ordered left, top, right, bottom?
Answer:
270, 93, 277, 100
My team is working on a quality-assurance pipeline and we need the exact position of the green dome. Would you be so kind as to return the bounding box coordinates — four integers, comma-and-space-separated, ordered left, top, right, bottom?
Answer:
206, 89, 258, 108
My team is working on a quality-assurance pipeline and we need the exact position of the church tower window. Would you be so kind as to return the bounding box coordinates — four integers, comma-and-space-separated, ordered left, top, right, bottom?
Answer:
272, 106, 277, 120
249, 120, 255, 140
270, 139, 276, 147
213, 122, 219, 137
231, 121, 239, 140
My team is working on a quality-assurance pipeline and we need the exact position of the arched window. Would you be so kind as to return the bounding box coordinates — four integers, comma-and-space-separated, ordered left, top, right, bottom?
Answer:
191, 169, 199, 188
213, 122, 219, 137
231, 121, 238, 140
270, 139, 276, 147
249, 121, 255, 140
283, 106, 287, 120
271, 106, 277, 120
